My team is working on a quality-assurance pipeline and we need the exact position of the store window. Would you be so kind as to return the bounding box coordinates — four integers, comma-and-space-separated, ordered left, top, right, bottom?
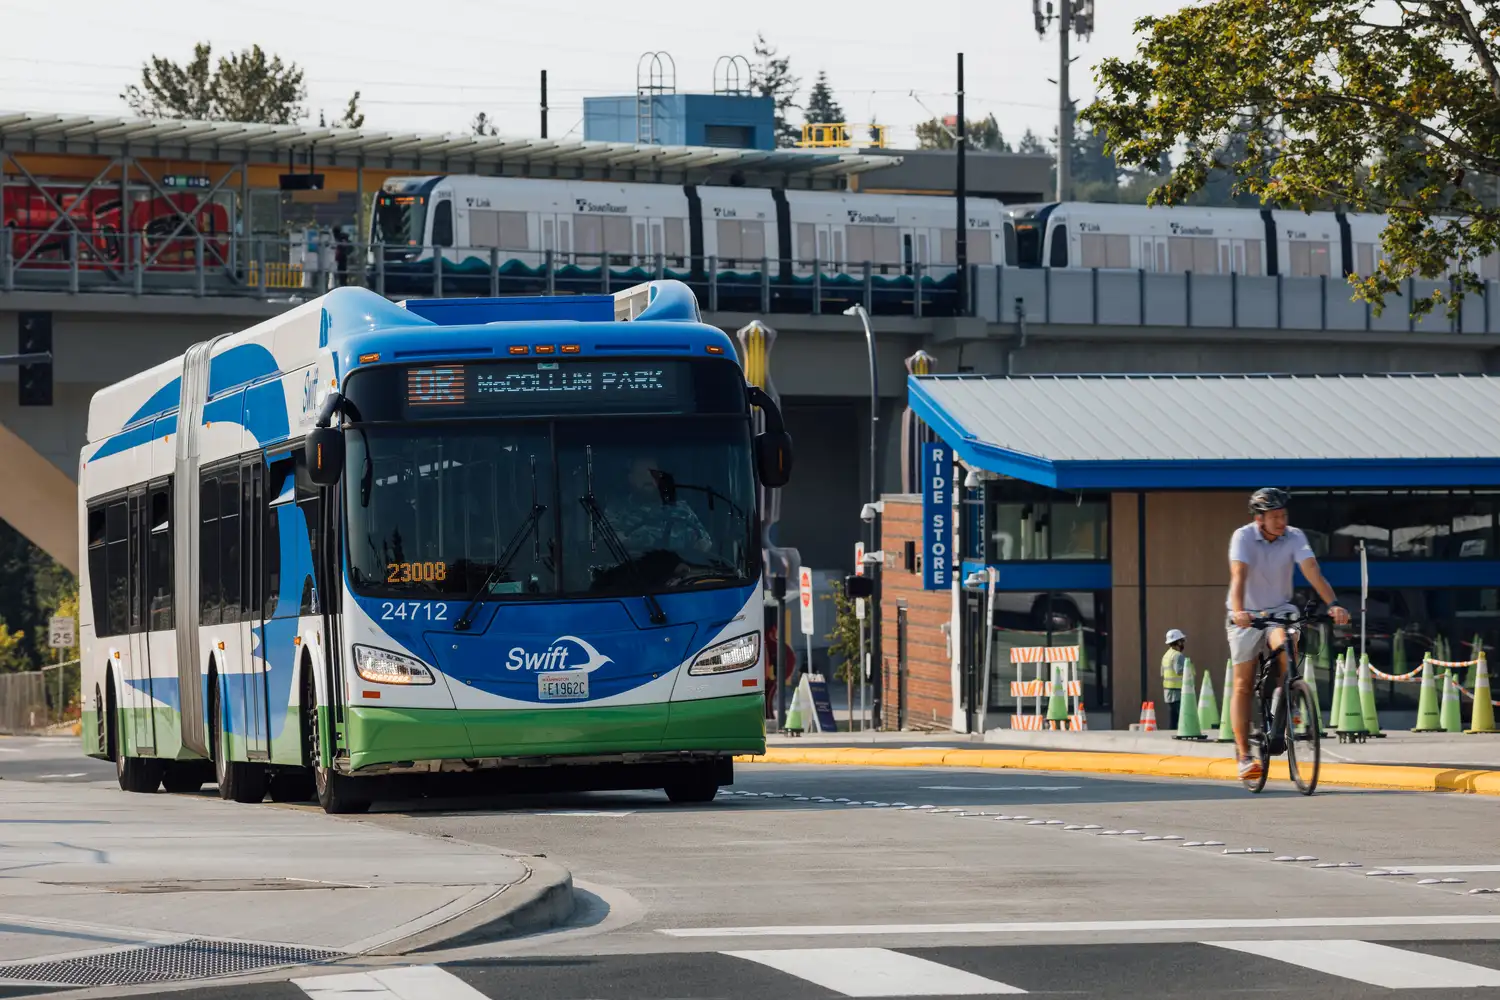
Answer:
1293, 490, 1496, 560
983, 482, 1109, 562
985, 590, 1110, 712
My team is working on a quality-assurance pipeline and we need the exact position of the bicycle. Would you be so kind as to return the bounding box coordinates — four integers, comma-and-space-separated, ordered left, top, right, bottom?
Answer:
1239, 602, 1333, 795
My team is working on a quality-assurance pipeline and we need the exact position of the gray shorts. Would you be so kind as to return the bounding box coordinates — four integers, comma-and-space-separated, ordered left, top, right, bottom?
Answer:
1225, 604, 1297, 665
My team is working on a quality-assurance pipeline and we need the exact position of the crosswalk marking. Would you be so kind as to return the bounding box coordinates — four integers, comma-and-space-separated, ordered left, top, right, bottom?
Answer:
293, 965, 491, 1000
662, 914, 1500, 937
725, 947, 1026, 996
1208, 939, 1500, 989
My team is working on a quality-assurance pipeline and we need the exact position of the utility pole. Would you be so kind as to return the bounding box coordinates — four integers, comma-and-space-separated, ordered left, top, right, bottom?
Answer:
1035, 1, 1095, 203
955, 53, 968, 316
540, 69, 549, 138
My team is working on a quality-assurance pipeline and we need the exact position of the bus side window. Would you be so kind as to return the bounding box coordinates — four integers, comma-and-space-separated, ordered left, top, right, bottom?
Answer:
295, 451, 323, 616
87, 506, 110, 637
431, 199, 454, 248
1049, 224, 1069, 267
147, 482, 173, 631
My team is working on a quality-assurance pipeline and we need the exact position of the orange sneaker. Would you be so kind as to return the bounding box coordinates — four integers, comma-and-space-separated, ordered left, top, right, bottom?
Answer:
1238, 755, 1263, 780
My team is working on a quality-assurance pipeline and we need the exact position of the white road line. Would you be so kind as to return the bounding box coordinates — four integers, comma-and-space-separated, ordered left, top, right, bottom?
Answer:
1399, 865, 1500, 873
1208, 939, 1500, 989
535, 810, 635, 817
726, 948, 1025, 996
919, 785, 1082, 792
34, 773, 87, 779
660, 914, 1500, 938
293, 965, 490, 1000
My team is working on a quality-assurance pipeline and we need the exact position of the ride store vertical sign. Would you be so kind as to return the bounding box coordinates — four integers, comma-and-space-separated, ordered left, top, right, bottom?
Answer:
921, 443, 952, 590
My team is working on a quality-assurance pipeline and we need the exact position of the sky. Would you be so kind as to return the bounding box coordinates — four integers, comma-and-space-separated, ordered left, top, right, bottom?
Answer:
0, 0, 1189, 150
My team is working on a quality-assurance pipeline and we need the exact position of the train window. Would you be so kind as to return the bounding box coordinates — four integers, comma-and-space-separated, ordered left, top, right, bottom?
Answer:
1169, 237, 1193, 272
1483, 254, 1500, 281
742, 221, 766, 262
603, 216, 632, 264
557, 219, 571, 255
469, 210, 499, 248
1245, 241, 1262, 275
969, 230, 993, 264
1356, 243, 1375, 276
664, 218, 686, 259
1081, 234, 1107, 268
796, 223, 816, 269
875, 227, 900, 270
941, 228, 957, 265
1048, 225, 1068, 267
1004, 222, 1019, 266
574, 215, 602, 256
716, 219, 742, 260
1195, 239, 1217, 274
846, 224, 873, 265
635, 222, 646, 261
431, 200, 453, 248
1105, 235, 1130, 268
498, 212, 528, 253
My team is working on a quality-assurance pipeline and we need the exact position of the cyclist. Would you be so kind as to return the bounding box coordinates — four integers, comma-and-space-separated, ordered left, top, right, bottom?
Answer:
1227, 488, 1350, 779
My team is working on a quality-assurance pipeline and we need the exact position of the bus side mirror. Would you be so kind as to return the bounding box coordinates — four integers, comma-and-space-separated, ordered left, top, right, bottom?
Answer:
756, 430, 793, 488
305, 427, 344, 486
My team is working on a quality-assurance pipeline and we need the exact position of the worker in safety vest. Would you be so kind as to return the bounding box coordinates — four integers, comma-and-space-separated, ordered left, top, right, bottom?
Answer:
1161, 629, 1188, 730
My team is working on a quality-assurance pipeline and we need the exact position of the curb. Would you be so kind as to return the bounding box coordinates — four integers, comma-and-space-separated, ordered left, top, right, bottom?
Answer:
734, 746, 1500, 795
362, 856, 575, 956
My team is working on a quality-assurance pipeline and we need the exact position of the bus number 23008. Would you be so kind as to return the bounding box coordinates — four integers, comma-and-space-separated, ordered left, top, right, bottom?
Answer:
379, 602, 449, 621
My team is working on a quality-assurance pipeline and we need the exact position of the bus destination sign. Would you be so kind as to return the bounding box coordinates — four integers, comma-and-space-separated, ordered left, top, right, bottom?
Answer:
405, 360, 686, 415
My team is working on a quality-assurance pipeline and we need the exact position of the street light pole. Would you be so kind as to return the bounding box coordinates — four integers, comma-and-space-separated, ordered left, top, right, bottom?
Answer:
844, 304, 879, 728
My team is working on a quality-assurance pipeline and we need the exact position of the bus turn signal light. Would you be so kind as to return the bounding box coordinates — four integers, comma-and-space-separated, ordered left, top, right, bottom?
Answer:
561, 344, 581, 353
508, 345, 529, 355
534, 344, 555, 354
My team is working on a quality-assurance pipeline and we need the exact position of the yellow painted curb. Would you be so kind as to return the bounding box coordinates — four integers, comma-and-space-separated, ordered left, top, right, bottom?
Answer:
734, 746, 1500, 795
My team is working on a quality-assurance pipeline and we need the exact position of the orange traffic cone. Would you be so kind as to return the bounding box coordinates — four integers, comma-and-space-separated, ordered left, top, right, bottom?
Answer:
1139, 701, 1157, 731
1070, 704, 1089, 731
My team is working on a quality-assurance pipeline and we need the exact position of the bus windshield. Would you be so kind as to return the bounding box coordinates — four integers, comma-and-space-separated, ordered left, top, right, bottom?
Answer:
344, 417, 757, 601
372, 194, 426, 249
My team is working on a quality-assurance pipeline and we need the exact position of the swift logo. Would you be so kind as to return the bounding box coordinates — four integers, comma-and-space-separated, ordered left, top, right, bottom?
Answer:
506, 635, 614, 672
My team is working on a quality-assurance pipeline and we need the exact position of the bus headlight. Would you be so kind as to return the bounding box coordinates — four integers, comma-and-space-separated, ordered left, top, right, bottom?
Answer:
688, 633, 761, 675
353, 645, 436, 685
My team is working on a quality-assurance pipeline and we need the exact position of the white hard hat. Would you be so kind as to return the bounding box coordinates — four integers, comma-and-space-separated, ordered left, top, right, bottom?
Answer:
1165, 629, 1186, 644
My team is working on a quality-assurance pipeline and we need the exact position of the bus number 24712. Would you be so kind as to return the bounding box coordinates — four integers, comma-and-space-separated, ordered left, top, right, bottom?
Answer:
379, 602, 449, 621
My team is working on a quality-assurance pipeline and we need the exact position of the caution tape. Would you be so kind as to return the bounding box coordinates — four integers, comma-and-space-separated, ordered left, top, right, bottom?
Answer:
1455, 683, 1500, 708
1430, 658, 1481, 668
1367, 664, 1424, 682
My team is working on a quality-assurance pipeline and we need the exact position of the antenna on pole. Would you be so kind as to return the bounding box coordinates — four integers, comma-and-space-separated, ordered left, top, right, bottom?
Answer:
1033, 0, 1095, 201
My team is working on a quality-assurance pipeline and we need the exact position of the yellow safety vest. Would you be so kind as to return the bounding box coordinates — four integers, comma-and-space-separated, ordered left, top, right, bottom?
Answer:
1160, 649, 1184, 691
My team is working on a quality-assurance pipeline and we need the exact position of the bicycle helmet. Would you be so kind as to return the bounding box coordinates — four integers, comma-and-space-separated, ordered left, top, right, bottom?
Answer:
1248, 487, 1290, 514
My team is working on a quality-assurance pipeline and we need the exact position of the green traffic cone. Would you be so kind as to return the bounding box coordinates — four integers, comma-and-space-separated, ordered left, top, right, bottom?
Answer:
1329, 650, 1347, 733
1174, 658, 1203, 739
1441, 668, 1464, 733
1338, 651, 1368, 736
1217, 660, 1236, 743
1198, 665, 1220, 730
1045, 661, 1070, 726
1467, 653, 1497, 734
1412, 655, 1442, 732
1301, 654, 1323, 736
1358, 654, 1383, 736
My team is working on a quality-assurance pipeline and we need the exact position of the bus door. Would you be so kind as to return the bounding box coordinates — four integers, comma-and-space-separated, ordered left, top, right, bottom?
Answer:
124, 488, 156, 752
143, 479, 174, 753
239, 459, 271, 758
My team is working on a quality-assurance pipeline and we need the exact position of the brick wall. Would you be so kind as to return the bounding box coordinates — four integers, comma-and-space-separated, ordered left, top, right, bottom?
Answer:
879, 495, 954, 730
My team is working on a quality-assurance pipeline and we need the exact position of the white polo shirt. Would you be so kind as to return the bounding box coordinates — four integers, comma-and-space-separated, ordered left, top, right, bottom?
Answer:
1227, 522, 1314, 611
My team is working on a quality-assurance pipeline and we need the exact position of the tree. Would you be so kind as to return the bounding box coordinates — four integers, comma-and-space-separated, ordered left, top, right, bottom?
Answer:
122, 42, 355, 127
915, 114, 1012, 152
1082, 0, 1500, 317
1016, 128, 1048, 156
751, 33, 801, 148
804, 70, 845, 125
471, 111, 498, 137
822, 580, 862, 730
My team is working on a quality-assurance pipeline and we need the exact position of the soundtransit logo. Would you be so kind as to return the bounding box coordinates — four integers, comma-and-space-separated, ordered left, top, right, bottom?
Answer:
575, 198, 629, 214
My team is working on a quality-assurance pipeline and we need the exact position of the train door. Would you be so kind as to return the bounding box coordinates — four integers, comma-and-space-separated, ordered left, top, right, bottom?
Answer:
540, 214, 573, 267
124, 488, 155, 753
1139, 236, 1168, 272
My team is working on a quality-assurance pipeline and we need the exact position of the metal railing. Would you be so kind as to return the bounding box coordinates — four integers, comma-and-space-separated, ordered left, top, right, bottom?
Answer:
6, 228, 1500, 334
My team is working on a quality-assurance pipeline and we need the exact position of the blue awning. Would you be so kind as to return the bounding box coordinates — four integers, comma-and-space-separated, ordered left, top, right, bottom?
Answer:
908, 373, 1500, 489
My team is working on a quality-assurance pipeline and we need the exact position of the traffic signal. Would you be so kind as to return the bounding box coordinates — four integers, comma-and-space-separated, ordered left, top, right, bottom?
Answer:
18, 312, 51, 407
844, 575, 874, 600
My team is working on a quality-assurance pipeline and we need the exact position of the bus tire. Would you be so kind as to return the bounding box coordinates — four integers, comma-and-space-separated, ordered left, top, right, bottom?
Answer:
664, 764, 720, 804
315, 766, 371, 814
210, 678, 267, 804
108, 671, 161, 794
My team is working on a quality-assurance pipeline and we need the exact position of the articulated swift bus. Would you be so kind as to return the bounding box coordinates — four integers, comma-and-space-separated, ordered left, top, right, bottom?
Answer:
79, 280, 791, 813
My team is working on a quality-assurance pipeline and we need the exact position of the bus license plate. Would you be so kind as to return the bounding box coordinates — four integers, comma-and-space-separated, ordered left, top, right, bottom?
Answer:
539, 671, 589, 701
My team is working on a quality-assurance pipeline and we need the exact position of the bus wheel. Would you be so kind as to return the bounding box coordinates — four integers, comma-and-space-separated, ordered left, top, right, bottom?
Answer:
663, 764, 721, 804
211, 688, 267, 804
314, 765, 371, 814
109, 679, 161, 794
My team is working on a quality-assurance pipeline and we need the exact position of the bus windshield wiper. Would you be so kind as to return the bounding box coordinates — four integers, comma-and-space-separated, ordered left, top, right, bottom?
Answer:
454, 455, 545, 631
579, 445, 667, 625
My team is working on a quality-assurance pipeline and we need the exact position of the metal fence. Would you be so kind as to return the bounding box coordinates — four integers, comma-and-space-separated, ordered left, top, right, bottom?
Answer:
5, 227, 1500, 333
0, 660, 80, 734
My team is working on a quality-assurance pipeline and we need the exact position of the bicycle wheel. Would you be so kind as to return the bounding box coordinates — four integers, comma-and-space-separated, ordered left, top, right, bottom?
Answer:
1286, 679, 1320, 795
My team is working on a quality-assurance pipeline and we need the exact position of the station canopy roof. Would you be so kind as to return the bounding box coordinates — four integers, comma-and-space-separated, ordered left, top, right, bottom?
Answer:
0, 110, 893, 189
908, 373, 1500, 489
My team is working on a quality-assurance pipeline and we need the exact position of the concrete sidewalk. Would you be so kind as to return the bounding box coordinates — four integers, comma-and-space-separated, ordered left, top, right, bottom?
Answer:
769, 726, 1500, 769
0, 781, 572, 984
